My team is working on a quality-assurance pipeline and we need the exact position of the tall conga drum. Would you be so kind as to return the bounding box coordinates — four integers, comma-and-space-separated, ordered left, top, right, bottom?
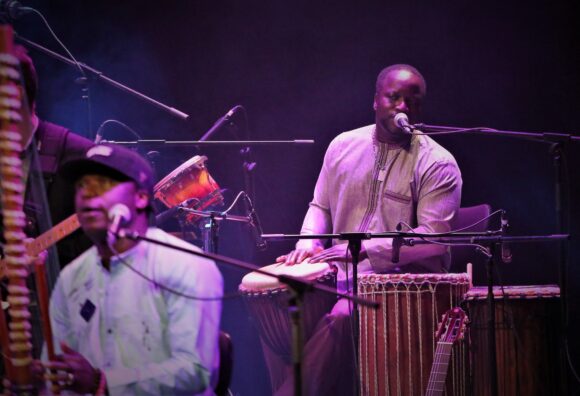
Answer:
358, 273, 470, 396
464, 285, 561, 396
239, 262, 337, 393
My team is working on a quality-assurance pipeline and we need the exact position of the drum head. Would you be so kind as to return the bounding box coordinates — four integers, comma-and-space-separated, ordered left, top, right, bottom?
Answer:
154, 155, 207, 192
240, 261, 334, 292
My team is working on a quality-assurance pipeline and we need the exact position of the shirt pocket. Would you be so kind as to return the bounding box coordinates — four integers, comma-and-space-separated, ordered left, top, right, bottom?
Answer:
383, 189, 413, 225
384, 189, 412, 204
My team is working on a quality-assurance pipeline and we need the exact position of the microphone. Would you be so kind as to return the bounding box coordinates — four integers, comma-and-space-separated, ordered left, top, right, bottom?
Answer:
94, 128, 104, 144
500, 210, 512, 263
199, 105, 244, 142
243, 192, 267, 251
394, 113, 413, 134
391, 222, 404, 263
0, 0, 32, 19
107, 204, 132, 244
155, 205, 181, 226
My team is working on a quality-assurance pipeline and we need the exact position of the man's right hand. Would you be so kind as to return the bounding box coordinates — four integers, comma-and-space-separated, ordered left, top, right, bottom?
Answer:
276, 246, 323, 265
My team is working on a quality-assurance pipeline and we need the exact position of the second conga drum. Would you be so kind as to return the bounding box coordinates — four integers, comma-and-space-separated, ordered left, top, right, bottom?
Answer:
358, 273, 470, 396
464, 285, 561, 396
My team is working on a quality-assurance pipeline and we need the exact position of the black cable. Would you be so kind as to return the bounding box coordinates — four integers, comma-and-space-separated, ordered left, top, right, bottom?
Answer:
26, 8, 93, 138
95, 119, 142, 141
110, 242, 241, 302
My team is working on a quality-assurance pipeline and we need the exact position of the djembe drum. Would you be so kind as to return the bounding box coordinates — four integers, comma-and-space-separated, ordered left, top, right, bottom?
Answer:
239, 262, 337, 359
358, 273, 470, 396
154, 155, 223, 225
464, 285, 561, 396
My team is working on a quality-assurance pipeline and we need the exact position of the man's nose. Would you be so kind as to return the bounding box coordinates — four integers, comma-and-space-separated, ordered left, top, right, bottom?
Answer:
78, 186, 100, 198
395, 100, 409, 112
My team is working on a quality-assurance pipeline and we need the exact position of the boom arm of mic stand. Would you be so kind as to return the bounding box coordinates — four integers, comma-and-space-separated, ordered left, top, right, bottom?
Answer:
15, 33, 189, 121
102, 139, 315, 147
116, 229, 378, 308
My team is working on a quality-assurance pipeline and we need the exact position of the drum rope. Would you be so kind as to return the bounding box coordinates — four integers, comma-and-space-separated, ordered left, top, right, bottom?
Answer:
371, 289, 376, 396
395, 286, 401, 396
382, 291, 389, 396
417, 284, 424, 393
358, 274, 470, 396
406, 283, 413, 395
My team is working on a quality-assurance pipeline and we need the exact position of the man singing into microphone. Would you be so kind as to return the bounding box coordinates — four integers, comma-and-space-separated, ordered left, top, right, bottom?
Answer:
33, 144, 223, 395
273, 64, 462, 395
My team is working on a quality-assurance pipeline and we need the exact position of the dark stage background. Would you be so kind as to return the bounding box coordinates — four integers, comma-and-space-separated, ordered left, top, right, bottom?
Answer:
8, 1, 580, 394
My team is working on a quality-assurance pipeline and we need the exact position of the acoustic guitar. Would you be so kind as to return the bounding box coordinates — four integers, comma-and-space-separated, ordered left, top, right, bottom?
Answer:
0, 213, 80, 277
425, 306, 467, 396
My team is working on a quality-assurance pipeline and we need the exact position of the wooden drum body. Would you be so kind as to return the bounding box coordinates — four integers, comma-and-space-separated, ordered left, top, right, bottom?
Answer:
358, 273, 470, 396
239, 262, 337, 361
464, 285, 561, 396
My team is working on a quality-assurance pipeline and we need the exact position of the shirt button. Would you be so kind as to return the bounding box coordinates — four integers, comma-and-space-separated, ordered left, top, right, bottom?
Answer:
107, 328, 113, 334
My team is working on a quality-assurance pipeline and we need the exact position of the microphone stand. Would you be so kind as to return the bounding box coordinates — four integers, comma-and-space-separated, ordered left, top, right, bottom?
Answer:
403, 233, 569, 396
101, 139, 315, 147
179, 208, 251, 254
114, 228, 379, 396
416, 122, 579, 394
15, 33, 190, 124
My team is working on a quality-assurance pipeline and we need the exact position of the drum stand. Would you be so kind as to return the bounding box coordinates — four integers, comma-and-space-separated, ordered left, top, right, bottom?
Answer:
200, 213, 220, 253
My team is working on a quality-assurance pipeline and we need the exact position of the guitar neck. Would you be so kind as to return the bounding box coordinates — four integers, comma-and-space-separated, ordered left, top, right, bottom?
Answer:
425, 341, 454, 396
26, 214, 81, 256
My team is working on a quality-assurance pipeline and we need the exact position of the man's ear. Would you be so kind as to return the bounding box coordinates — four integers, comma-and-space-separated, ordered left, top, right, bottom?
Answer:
373, 94, 378, 111
135, 190, 149, 210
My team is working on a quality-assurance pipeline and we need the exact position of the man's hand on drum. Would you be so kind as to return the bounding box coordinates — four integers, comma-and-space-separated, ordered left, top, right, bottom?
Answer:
309, 243, 368, 263
276, 245, 323, 265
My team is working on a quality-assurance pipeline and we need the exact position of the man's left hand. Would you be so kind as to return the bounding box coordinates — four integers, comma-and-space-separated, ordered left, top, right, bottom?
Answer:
44, 342, 100, 394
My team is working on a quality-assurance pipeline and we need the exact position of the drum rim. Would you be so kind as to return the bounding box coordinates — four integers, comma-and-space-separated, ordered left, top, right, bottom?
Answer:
358, 272, 470, 286
239, 272, 337, 295
154, 155, 207, 191
464, 284, 561, 300
239, 262, 337, 293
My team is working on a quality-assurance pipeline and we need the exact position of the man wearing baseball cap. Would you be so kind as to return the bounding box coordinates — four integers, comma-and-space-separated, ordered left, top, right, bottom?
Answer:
34, 144, 223, 395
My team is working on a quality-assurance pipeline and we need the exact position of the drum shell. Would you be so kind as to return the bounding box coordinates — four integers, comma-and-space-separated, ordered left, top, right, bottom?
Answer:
358, 273, 470, 396
239, 269, 337, 361
464, 285, 561, 396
